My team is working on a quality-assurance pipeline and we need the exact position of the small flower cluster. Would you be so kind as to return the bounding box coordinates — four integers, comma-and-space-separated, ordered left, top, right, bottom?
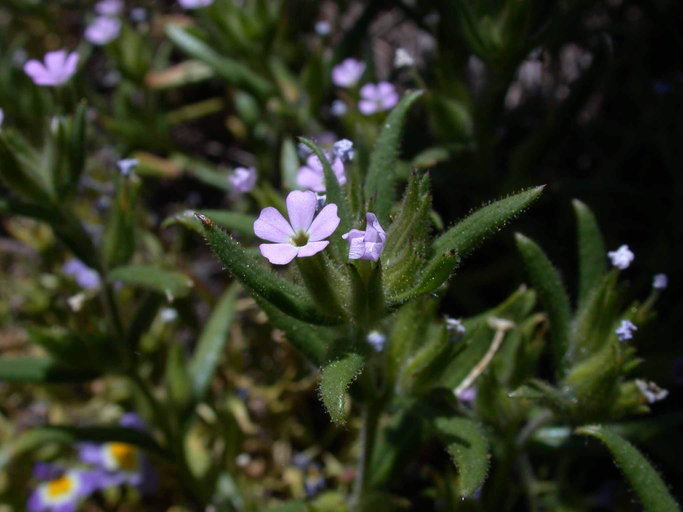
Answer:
28, 414, 156, 512
331, 58, 399, 115
85, 0, 123, 46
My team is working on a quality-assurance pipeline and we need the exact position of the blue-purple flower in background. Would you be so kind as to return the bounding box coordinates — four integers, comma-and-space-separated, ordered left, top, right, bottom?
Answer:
62, 259, 101, 290
85, 16, 121, 46
331, 58, 365, 88
24, 50, 78, 87
358, 82, 399, 114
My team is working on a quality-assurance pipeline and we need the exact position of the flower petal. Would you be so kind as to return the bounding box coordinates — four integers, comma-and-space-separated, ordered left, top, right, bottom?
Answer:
341, 229, 364, 241
296, 167, 325, 192
348, 237, 366, 259
307, 204, 340, 241
44, 50, 67, 73
358, 99, 376, 115
254, 207, 293, 243
297, 241, 329, 258
286, 190, 317, 232
24, 60, 50, 84
259, 243, 298, 265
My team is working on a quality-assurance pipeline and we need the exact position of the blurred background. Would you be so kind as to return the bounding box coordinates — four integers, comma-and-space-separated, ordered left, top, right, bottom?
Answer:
1, 0, 681, 510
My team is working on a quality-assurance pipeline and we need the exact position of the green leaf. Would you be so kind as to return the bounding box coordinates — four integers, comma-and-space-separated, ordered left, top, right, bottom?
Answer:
198, 215, 341, 326
109, 264, 194, 300
165, 343, 193, 413
573, 199, 607, 307
165, 25, 273, 98
388, 250, 458, 306
0, 132, 52, 204
432, 186, 545, 258
163, 208, 256, 238
515, 233, 572, 376
576, 425, 680, 512
319, 351, 365, 424
261, 500, 308, 512
103, 175, 138, 268
433, 416, 490, 498
364, 90, 424, 224
0, 426, 164, 470
190, 284, 239, 399
0, 357, 99, 383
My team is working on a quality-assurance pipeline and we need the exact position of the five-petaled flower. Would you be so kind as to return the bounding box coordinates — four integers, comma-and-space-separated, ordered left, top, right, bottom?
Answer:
85, 16, 121, 45
254, 190, 340, 265
331, 58, 365, 88
342, 212, 386, 261
28, 468, 97, 512
229, 166, 257, 194
296, 154, 346, 193
607, 244, 634, 270
24, 50, 79, 87
359, 82, 399, 115
615, 319, 637, 341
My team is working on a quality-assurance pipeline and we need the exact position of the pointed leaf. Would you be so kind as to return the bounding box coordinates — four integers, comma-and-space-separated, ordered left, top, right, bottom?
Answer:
365, 90, 424, 224
190, 284, 239, 399
573, 199, 607, 306
319, 352, 365, 424
576, 425, 680, 512
165, 25, 273, 98
0, 357, 100, 383
198, 215, 341, 326
109, 264, 193, 300
515, 233, 572, 375
433, 186, 544, 258
388, 250, 458, 307
433, 416, 490, 497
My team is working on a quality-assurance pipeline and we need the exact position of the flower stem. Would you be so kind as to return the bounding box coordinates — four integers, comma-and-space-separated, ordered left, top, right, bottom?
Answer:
351, 393, 381, 510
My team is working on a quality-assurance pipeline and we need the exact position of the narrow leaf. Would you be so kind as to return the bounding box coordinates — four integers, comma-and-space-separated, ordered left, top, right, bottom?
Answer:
365, 90, 424, 223
198, 215, 341, 326
109, 264, 193, 300
319, 352, 365, 424
0, 357, 99, 383
388, 250, 458, 306
190, 284, 239, 399
515, 233, 572, 375
433, 186, 545, 257
573, 199, 607, 306
165, 25, 273, 98
433, 416, 490, 497
576, 425, 680, 512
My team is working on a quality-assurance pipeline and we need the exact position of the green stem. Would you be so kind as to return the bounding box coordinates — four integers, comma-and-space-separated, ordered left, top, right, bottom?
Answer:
351, 395, 381, 510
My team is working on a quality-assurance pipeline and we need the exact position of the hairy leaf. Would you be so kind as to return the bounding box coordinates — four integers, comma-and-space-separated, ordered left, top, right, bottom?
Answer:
573, 199, 607, 307
319, 351, 365, 424
0, 357, 99, 384
515, 233, 572, 376
576, 425, 680, 512
365, 90, 424, 223
109, 264, 194, 300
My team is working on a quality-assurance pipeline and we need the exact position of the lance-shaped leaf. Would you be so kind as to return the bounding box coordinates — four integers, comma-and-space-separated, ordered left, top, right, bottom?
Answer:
365, 90, 424, 224
515, 233, 572, 376
576, 425, 681, 512
0, 133, 52, 204
163, 209, 256, 238
165, 343, 193, 413
387, 250, 458, 307
432, 186, 545, 258
198, 215, 341, 326
573, 199, 607, 307
165, 25, 273, 98
103, 175, 138, 268
319, 351, 365, 424
433, 416, 490, 498
190, 284, 239, 399
0, 357, 100, 384
109, 264, 193, 301
0, 426, 164, 470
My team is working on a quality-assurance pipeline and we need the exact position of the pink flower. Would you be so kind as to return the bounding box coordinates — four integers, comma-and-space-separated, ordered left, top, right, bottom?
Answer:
358, 82, 399, 114
254, 191, 340, 265
229, 167, 257, 193
331, 58, 365, 88
342, 212, 386, 261
24, 50, 79, 87
296, 154, 346, 193
178, 0, 214, 9
85, 16, 121, 46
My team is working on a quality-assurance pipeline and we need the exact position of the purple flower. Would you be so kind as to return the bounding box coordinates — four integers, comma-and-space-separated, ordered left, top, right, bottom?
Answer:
359, 82, 399, 114
0, 108, 4, 129
332, 139, 354, 162
77, 442, 156, 494
296, 154, 346, 193
62, 259, 101, 290
330, 100, 347, 117
119, 412, 146, 431
367, 331, 386, 352
33, 463, 64, 481
24, 50, 79, 87
28, 469, 98, 512
85, 16, 121, 45
607, 244, 634, 270
95, 0, 123, 16
331, 58, 365, 88
254, 190, 340, 265
178, 0, 214, 9
341, 213, 386, 261
117, 158, 138, 176
653, 273, 668, 290
615, 319, 637, 341
457, 386, 477, 404
229, 166, 257, 194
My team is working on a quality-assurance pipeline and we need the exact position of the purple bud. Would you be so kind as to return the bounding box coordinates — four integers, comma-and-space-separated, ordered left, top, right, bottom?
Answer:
228, 167, 257, 194
331, 58, 365, 88
341, 213, 386, 261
